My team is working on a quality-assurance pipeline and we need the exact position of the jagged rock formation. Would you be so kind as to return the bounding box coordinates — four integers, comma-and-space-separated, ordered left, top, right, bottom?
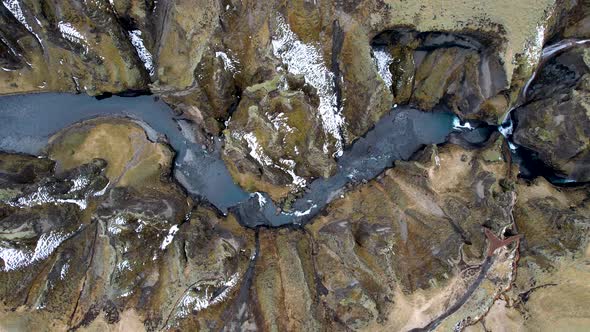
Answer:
0, 119, 255, 331
2, 116, 588, 331
0, 0, 150, 94
223, 74, 338, 201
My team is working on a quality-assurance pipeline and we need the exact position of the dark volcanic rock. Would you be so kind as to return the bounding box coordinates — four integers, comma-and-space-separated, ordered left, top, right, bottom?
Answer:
513, 45, 590, 181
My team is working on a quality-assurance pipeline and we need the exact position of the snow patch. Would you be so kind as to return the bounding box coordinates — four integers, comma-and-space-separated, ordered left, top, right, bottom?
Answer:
160, 225, 179, 250
267, 112, 294, 133
243, 132, 273, 166
60, 262, 69, 280
279, 159, 306, 188
0, 231, 71, 272
69, 176, 90, 193
93, 181, 109, 197
3, 0, 31, 30
8, 185, 88, 210
372, 47, 393, 88
58, 21, 87, 49
3, 0, 43, 49
129, 30, 155, 76
215, 51, 238, 73
252, 192, 267, 207
117, 259, 132, 271
175, 273, 240, 319
108, 215, 127, 235
237, 131, 307, 189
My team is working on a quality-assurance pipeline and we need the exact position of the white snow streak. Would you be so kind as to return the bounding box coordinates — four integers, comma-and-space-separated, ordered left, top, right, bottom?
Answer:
8, 186, 87, 210
3, 0, 31, 30
129, 30, 155, 76
238, 132, 307, 189
93, 181, 109, 197
267, 112, 294, 133
58, 21, 86, 47
0, 231, 71, 272
373, 47, 393, 88
253, 192, 267, 207
160, 225, 179, 250
108, 215, 127, 235
175, 273, 240, 319
243, 132, 273, 166
60, 262, 69, 280
69, 176, 90, 193
215, 51, 237, 73
3, 0, 43, 47
279, 158, 306, 188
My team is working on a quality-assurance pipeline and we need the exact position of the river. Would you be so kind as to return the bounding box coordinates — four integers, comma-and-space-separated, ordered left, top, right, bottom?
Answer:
0, 93, 490, 227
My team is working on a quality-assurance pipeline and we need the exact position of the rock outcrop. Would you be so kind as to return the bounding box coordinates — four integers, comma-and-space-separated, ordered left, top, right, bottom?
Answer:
513, 44, 590, 181
468, 178, 590, 331
372, 30, 510, 122
223, 74, 338, 201
0, 119, 255, 331
0, 117, 589, 331
0, 0, 151, 95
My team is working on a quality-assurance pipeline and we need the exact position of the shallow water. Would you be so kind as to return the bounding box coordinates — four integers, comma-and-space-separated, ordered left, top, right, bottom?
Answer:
0, 93, 483, 227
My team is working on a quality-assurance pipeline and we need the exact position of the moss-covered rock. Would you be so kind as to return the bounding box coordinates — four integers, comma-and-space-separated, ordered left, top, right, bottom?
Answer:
0, 120, 255, 330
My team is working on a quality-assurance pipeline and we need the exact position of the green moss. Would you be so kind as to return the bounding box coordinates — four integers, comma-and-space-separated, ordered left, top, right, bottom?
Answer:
534, 127, 554, 142
499, 178, 515, 192
245, 75, 283, 94
0, 188, 21, 201
482, 149, 503, 162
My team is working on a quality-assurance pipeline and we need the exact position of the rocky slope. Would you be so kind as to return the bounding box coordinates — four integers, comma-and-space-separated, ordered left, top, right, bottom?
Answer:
1, 123, 588, 331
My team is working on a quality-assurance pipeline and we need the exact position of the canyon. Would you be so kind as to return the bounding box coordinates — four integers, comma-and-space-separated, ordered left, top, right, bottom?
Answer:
0, 0, 589, 331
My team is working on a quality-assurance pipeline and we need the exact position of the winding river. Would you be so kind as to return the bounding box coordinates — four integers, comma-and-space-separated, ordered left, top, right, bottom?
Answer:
0, 93, 491, 227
